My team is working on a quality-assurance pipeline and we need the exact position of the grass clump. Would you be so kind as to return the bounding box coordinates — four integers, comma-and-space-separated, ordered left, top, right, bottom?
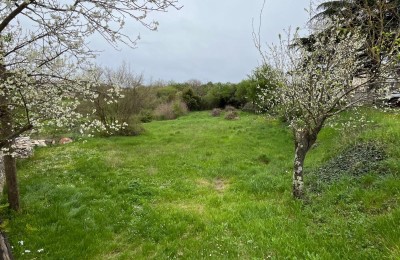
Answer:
257, 154, 271, 165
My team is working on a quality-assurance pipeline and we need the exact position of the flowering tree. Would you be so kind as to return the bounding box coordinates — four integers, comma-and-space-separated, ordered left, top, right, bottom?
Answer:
255, 23, 400, 198
87, 63, 146, 136
0, 0, 179, 210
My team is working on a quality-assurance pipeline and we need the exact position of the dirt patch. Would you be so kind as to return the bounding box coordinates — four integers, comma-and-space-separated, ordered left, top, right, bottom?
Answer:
214, 178, 227, 192
196, 178, 229, 192
196, 178, 211, 187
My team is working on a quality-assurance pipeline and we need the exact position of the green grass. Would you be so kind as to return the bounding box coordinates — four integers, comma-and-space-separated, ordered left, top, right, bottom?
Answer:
1, 110, 400, 259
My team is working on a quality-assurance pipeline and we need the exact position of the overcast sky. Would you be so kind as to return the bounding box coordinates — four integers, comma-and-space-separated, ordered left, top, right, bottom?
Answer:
93, 0, 311, 84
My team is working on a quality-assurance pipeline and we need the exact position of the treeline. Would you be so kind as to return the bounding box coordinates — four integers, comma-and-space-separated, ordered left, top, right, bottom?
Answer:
75, 64, 276, 136
148, 79, 260, 112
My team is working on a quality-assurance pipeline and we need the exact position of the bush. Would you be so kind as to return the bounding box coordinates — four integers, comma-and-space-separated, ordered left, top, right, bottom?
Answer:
154, 103, 175, 120
172, 100, 189, 117
181, 87, 201, 111
203, 83, 240, 109
138, 110, 153, 123
115, 120, 145, 136
211, 108, 222, 117
224, 110, 239, 120
156, 86, 179, 103
154, 101, 188, 120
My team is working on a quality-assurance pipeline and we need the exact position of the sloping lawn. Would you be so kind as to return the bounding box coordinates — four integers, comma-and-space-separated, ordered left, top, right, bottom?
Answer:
1, 110, 400, 259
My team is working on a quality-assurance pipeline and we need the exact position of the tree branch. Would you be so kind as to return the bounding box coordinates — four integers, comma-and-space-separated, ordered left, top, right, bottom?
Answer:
0, 1, 32, 33
0, 124, 33, 149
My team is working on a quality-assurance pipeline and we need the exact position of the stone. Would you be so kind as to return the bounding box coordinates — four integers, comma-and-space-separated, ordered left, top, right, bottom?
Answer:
59, 137, 73, 145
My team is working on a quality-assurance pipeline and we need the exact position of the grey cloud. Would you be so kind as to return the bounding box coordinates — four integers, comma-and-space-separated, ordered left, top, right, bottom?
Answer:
94, 0, 310, 83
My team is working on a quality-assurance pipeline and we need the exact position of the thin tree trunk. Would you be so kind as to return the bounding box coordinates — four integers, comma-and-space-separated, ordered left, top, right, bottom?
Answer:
292, 126, 323, 199
293, 142, 307, 199
3, 152, 19, 211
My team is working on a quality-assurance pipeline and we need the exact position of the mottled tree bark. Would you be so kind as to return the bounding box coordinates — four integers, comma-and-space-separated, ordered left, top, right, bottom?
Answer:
292, 122, 323, 199
293, 139, 308, 199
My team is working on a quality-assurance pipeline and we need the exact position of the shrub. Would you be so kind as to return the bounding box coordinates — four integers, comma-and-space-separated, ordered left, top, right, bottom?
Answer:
211, 108, 222, 117
154, 103, 175, 120
156, 86, 179, 103
172, 100, 189, 117
154, 101, 188, 120
203, 83, 239, 109
181, 87, 201, 111
116, 120, 145, 136
224, 110, 239, 120
138, 110, 153, 123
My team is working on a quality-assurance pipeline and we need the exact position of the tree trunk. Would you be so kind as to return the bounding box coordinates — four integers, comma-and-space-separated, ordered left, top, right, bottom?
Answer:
293, 141, 308, 199
3, 152, 19, 211
0, 231, 13, 260
0, 106, 20, 211
0, 93, 20, 211
292, 126, 322, 199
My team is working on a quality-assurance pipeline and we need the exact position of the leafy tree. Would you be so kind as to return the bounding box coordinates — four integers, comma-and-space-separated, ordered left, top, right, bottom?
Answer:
181, 87, 201, 111
249, 64, 282, 113
0, 0, 179, 211
204, 83, 240, 108
89, 63, 146, 136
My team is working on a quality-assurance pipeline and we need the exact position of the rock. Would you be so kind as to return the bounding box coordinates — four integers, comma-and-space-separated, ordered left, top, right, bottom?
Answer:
45, 139, 56, 145
14, 137, 34, 158
59, 137, 73, 145
31, 139, 47, 147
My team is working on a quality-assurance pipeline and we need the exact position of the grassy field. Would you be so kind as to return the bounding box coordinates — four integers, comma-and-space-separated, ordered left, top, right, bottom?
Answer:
1, 109, 400, 259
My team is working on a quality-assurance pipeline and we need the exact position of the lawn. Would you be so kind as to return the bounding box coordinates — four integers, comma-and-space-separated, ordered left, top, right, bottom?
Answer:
1, 110, 400, 259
